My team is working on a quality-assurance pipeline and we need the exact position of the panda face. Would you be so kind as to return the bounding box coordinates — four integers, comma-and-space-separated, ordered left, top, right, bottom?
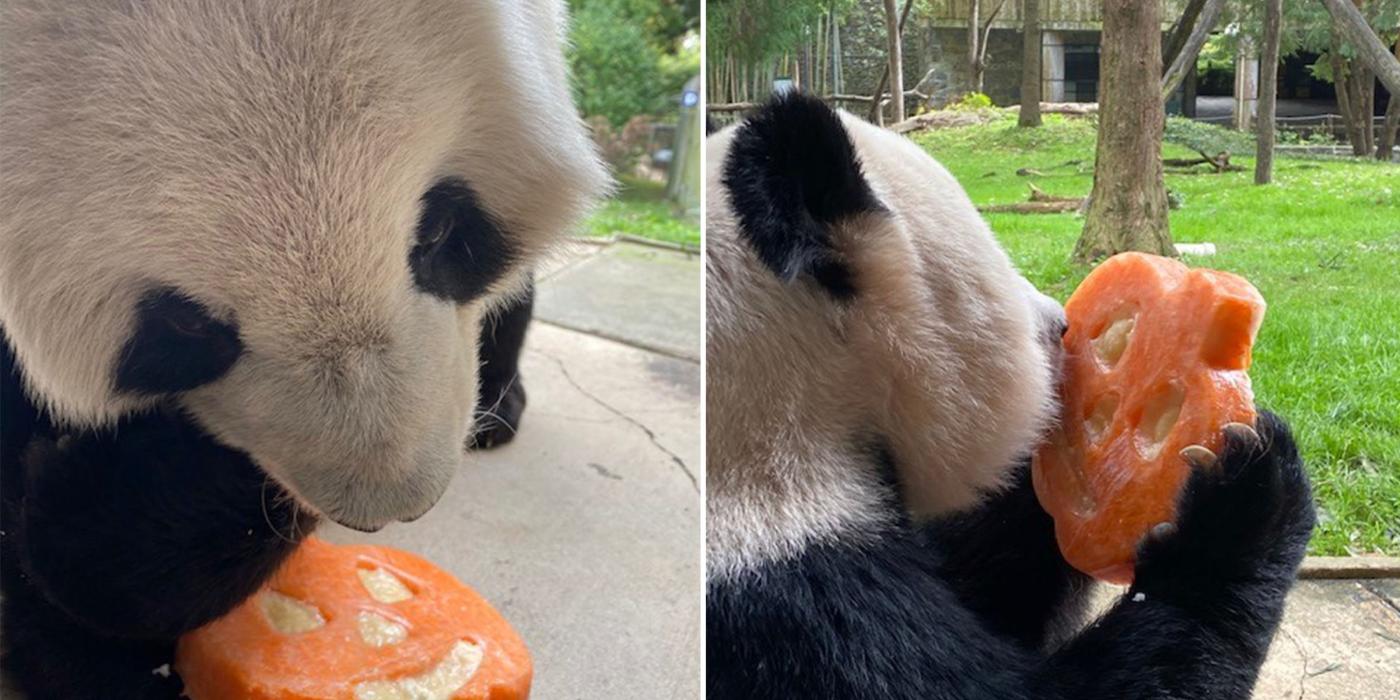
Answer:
706, 95, 1061, 579
0, 0, 607, 531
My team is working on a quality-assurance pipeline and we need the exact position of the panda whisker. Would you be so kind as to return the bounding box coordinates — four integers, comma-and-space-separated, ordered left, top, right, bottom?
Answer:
260, 476, 300, 545
470, 373, 521, 440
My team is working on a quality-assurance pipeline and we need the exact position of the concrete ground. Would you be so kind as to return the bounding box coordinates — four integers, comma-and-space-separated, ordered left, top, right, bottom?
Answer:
321, 240, 702, 699
1085, 577, 1400, 699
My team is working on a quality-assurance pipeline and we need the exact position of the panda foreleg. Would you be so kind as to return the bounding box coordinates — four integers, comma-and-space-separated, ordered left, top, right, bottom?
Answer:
1, 408, 312, 697
709, 413, 1312, 699
922, 461, 1091, 650
1030, 411, 1315, 698
469, 275, 535, 450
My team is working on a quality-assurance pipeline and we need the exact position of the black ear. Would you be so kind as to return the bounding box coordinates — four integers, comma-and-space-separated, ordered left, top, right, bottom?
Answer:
721, 92, 883, 298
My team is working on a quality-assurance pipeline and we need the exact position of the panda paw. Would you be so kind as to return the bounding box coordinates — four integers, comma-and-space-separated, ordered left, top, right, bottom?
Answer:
1132, 411, 1316, 599
9, 410, 308, 640
468, 379, 526, 450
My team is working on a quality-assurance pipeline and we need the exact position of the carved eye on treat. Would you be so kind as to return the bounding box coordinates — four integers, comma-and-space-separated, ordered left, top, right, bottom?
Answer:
1032, 253, 1265, 584
176, 537, 531, 700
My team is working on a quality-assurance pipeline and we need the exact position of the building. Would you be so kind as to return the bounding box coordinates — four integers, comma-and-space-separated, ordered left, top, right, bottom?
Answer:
824, 0, 1187, 111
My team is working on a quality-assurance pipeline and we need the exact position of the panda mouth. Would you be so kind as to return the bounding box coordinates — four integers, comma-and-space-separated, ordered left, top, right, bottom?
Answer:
254, 461, 449, 534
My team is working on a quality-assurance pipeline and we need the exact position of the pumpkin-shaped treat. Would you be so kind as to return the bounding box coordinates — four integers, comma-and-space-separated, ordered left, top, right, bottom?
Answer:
176, 537, 531, 700
1032, 252, 1265, 584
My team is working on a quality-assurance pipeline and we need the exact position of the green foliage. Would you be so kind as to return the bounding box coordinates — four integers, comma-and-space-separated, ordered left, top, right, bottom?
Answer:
1209, 0, 1400, 75
569, 0, 699, 52
1164, 116, 1258, 156
949, 92, 994, 110
570, 2, 665, 127
658, 32, 701, 99
1276, 128, 1341, 146
706, 0, 852, 64
579, 176, 700, 246
568, 0, 699, 127
913, 115, 1400, 556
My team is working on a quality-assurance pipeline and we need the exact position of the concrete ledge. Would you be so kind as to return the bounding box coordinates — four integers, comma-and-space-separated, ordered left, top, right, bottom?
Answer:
1300, 556, 1400, 580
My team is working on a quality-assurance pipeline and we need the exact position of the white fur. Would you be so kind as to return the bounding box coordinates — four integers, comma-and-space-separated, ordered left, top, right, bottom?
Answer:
706, 112, 1060, 581
0, 0, 608, 529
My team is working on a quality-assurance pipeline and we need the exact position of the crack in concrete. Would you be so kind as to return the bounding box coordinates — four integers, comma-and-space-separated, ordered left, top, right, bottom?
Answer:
540, 351, 699, 493
1359, 581, 1400, 620
588, 462, 624, 481
1280, 625, 1310, 700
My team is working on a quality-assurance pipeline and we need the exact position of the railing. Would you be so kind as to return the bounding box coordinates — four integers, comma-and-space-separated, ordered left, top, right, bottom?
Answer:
1192, 112, 1392, 143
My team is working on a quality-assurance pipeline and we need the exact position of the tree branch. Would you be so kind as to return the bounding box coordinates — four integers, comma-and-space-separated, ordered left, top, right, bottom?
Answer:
979, 0, 1010, 65
1319, 0, 1400, 97
1164, 0, 1209, 69
1161, 0, 1228, 98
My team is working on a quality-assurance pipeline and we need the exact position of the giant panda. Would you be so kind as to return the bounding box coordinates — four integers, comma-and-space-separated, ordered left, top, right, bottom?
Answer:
705, 93, 1316, 699
0, 1, 607, 696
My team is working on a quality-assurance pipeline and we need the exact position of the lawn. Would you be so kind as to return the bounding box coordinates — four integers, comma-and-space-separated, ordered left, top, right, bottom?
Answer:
579, 175, 700, 248
913, 115, 1400, 556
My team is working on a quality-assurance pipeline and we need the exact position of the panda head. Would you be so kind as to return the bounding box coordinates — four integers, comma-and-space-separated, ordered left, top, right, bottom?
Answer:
706, 94, 1064, 577
0, 0, 608, 531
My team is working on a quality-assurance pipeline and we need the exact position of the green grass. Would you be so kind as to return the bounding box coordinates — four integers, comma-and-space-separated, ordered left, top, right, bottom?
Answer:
913, 115, 1400, 556
580, 175, 700, 248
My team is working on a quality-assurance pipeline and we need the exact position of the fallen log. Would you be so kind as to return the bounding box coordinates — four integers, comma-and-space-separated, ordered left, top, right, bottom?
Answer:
1163, 149, 1243, 173
1016, 161, 1085, 177
1028, 183, 1083, 203
979, 200, 1084, 214
979, 184, 1086, 213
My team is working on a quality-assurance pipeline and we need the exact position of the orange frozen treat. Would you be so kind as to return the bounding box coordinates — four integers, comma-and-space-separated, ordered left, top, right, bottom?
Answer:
176, 537, 531, 700
1032, 252, 1264, 584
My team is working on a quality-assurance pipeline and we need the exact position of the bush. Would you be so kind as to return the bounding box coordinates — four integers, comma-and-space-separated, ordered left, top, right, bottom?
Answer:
1164, 116, 1256, 156
950, 92, 994, 110
569, 1, 666, 127
587, 115, 658, 174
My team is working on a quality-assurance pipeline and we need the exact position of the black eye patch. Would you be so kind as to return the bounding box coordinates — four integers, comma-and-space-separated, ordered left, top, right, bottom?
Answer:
409, 179, 515, 303
113, 288, 243, 395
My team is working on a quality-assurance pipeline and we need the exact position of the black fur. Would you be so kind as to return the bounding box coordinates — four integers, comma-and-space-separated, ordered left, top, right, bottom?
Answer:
468, 279, 534, 450
113, 288, 242, 396
410, 178, 516, 304
722, 93, 884, 299
1, 281, 539, 695
707, 413, 1315, 699
3, 331, 311, 698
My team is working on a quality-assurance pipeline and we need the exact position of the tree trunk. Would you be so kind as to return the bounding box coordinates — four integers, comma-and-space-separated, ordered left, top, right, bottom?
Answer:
1076, 0, 1173, 262
867, 0, 914, 122
1380, 92, 1400, 160
1331, 42, 1367, 153
1019, 0, 1041, 126
1019, 0, 1042, 127
1255, 0, 1282, 184
1162, 0, 1228, 98
1356, 63, 1375, 154
1320, 0, 1400, 97
1183, 65, 1199, 117
884, 0, 905, 122
1379, 40, 1400, 160
965, 0, 1009, 95
969, 0, 982, 93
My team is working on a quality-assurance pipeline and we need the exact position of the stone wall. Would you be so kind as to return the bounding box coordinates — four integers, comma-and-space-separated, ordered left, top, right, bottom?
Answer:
836, 3, 1031, 108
